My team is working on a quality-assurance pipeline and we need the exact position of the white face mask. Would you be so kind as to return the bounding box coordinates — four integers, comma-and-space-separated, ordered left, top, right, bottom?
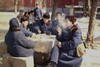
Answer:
56, 14, 62, 20
43, 18, 49, 23
61, 22, 66, 28
63, 19, 72, 28
23, 21, 28, 28
45, 20, 49, 23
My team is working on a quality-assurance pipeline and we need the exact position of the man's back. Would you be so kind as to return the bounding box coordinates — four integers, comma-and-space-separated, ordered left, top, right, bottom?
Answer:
5, 31, 34, 57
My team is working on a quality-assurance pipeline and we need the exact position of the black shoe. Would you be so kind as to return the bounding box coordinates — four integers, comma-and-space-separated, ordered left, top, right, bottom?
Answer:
45, 62, 57, 67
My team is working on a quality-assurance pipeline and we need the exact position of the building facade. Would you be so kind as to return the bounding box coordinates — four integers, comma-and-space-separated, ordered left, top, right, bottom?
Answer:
1, 0, 99, 14
20, 0, 83, 14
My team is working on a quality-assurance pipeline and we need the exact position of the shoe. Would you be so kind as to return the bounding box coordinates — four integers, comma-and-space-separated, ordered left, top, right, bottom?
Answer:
45, 62, 57, 67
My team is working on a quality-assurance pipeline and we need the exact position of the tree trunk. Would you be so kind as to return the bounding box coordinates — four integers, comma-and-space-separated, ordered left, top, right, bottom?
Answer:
83, 0, 88, 17
51, 0, 58, 21
15, 0, 18, 14
62, 0, 64, 13
85, 0, 98, 48
87, 0, 91, 16
71, 0, 74, 16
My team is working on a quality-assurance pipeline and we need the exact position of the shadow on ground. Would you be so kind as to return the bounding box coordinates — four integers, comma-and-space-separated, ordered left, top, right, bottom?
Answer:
0, 30, 8, 42
95, 36, 100, 41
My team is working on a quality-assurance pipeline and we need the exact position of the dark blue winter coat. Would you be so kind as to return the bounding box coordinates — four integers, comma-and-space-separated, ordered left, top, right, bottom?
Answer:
27, 23, 40, 34
56, 25, 82, 67
34, 8, 42, 20
27, 19, 51, 34
5, 31, 34, 57
51, 20, 63, 35
37, 19, 52, 34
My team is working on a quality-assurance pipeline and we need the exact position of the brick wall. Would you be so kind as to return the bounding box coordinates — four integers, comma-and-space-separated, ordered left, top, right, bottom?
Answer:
0, 0, 14, 11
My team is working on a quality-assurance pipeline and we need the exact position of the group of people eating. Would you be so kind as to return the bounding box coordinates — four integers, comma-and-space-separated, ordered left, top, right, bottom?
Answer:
5, 4, 83, 67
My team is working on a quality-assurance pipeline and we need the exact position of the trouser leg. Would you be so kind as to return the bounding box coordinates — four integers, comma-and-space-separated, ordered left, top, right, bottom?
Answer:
50, 45, 62, 64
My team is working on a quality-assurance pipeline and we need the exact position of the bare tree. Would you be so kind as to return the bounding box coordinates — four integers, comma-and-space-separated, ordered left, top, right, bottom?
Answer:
87, 0, 91, 16
85, 0, 98, 48
62, 0, 64, 13
14, 0, 18, 14
83, 0, 88, 17
51, 0, 58, 21
83, 0, 91, 17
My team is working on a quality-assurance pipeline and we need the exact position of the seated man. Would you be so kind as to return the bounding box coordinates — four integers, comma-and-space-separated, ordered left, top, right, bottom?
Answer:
27, 11, 39, 34
31, 10, 35, 19
24, 12, 29, 20
51, 12, 64, 35
28, 11, 35, 24
46, 16, 82, 67
5, 18, 34, 57
19, 17, 33, 37
28, 13, 51, 34
27, 22, 40, 34
17, 10, 24, 21
37, 13, 51, 34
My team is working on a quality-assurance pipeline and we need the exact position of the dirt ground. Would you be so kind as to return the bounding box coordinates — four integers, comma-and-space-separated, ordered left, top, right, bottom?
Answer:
0, 12, 16, 41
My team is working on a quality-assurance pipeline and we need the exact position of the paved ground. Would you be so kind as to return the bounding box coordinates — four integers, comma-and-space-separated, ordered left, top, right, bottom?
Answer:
81, 49, 100, 67
0, 58, 2, 67
0, 49, 100, 67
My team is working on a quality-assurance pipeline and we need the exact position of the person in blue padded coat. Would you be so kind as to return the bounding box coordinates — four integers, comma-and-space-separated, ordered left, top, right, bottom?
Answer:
34, 4, 42, 22
51, 12, 64, 35
5, 18, 34, 57
36, 13, 52, 34
46, 16, 82, 67
19, 17, 33, 37
27, 13, 51, 34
